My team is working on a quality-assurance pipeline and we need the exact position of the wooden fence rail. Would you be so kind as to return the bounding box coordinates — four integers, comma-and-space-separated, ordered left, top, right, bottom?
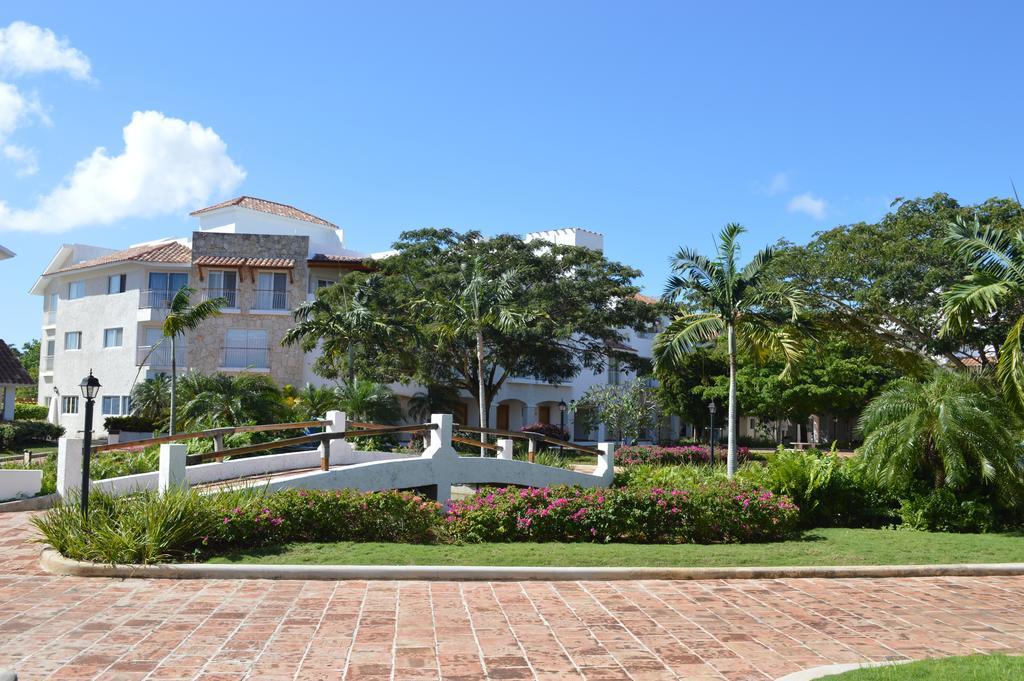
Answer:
91, 420, 327, 454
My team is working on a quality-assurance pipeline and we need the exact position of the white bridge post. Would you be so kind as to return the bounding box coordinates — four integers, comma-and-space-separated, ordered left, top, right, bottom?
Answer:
497, 438, 514, 460
323, 410, 353, 468
595, 442, 615, 485
158, 443, 188, 494
423, 413, 456, 504
56, 436, 83, 499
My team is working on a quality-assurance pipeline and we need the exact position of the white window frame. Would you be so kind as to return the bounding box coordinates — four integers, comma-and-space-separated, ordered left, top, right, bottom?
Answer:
68, 281, 86, 300
61, 396, 79, 414
223, 328, 269, 369
108, 273, 127, 294
64, 331, 82, 351
208, 270, 239, 308
103, 327, 124, 348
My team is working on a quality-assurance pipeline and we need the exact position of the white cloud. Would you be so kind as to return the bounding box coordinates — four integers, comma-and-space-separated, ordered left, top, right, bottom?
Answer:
0, 111, 246, 232
0, 21, 92, 81
765, 172, 790, 196
787, 192, 827, 219
3, 144, 38, 176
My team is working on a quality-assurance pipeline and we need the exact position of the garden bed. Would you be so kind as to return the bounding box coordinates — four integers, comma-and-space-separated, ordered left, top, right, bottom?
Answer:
815, 654, 1024, 680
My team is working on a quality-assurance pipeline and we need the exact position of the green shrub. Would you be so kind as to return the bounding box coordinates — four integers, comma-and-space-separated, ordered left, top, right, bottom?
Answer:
0, 420, 64, 450
616, 444, 753, 466
512, 450, 574, 469
614, 462, 728, 490
89, 447, 160, 480
737, 449, 898, 529
898, 488, 1000, 533
445, 483, 799, 544
103, 415, 159, 433
34, 487, 444, 564
14, 403, 48, 420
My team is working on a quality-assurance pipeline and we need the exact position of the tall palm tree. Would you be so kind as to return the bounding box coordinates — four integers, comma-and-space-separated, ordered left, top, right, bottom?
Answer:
162, 287, 226, 434
284, 275, 399, 384
177, 372, 283, 430
942, 214, 1024, 409
858, 369, 1024, 502
654, 224, 804, 476
430, 258, 536, 453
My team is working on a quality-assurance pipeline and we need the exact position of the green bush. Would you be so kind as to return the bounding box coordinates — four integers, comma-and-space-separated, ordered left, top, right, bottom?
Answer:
103, 415, 159, 433
614, 462, 728, 490
34, 487, 443, 564
0, 420, 64, 450
737, 449, 899, 529
14, 403, 48, 420
445, 483, 799, 544
898, 488, 1000, 533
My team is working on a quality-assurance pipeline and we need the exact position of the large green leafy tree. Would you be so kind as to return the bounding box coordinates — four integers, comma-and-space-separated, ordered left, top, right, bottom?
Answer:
160, 287, 226, 434
942, 211, 1024, 409
368, 228, 654, 427
11, 339, 40, 400
654, 223, 803, 476
653, 345, 726, 432
773, 193, 1021, 368
858, 369, 1024, 504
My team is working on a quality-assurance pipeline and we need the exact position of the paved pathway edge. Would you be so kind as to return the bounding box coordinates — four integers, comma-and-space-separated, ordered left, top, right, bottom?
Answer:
38, 548, 1024, 581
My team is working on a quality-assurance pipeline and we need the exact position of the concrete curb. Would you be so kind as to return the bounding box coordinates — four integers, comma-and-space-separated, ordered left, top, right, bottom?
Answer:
38, 549, 1024, 582
0, 493, 58, 514
775, 660, 908, 680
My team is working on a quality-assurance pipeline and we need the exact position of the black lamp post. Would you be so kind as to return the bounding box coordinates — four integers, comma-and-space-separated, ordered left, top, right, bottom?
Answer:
558, 400, 567, 454
79, 370, 101, 518
707, 400, 717, 465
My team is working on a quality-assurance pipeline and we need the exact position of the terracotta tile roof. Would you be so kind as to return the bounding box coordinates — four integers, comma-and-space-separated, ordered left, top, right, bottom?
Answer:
308, 253, 365, 263
634, 293, 659, 305
56, 242, 191, 273
0, 339, 33, 385
190, 196, 338, 229
606, 339, 639, 354
194, 256, 294, 268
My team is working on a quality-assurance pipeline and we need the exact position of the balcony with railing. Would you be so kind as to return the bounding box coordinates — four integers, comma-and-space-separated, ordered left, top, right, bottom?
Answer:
137, 344, 186, 368
202, 287, 239, 309
252, 289, 289, 312
42, 355, 54, 372
43, 309, 56, 326
138, 288, 177, 310
221, 346, 270, 370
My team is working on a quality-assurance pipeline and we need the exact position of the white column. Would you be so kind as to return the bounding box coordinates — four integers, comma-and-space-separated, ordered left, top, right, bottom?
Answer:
595, 442, 615, 486
425, 413, 455, 505
2, 386, 13, 421
324, 410, 353, 464
496, 438, 514, 460
158, 443, 188, 494
56, 436, 84, 498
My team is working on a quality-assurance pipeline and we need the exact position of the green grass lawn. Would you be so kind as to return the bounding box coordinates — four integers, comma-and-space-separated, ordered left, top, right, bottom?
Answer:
821, 655, 1024, 680
206, 527, 1024, 567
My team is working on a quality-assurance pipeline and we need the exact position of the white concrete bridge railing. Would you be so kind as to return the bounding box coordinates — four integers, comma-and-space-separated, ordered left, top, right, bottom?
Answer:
52, 412, 615, 503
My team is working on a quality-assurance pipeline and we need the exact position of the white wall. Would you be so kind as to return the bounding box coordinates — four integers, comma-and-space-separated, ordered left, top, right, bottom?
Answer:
0, 469, 42, 501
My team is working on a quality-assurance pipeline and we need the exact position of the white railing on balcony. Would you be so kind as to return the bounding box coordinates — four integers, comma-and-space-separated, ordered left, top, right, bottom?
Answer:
43, 310, 56, 325
203, 287, 239, 308
137, 344, 186, 367
139, 288, 177, 309
253, 289, 288, 311
221, 346, 269, 369
43, 355, 54, 372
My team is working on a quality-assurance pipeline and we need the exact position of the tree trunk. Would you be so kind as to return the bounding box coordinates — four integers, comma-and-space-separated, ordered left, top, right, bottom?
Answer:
347, 341, 355, 385
476, 329, 487, 456
727, 322, 738, 477
169, 335, 177, 436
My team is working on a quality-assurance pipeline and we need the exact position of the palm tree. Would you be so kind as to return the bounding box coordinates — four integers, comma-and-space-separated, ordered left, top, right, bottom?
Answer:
942, 214, 1024, 409
284, 275, 399, 384
858, 369, 1024, 503
177, 372, 283, 430
292, 383, 345, 421
129, 374, 170, 424
336, 379, 401, 423
161, 287, 227, 434
654, 224, 803, 476
429, 258, 536, 453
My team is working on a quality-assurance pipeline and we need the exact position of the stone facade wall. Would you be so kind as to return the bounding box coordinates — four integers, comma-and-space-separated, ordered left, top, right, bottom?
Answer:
188, 232, 309, 388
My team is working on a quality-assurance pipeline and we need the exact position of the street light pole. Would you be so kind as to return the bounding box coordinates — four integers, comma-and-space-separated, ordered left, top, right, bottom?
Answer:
708, 400, 717, 466
79, 370, 101, 518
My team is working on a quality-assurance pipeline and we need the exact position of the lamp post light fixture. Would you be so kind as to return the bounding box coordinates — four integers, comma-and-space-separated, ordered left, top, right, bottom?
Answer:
707, 400, 717, 466
78, 370, 101, 518
558, 400, 567, 455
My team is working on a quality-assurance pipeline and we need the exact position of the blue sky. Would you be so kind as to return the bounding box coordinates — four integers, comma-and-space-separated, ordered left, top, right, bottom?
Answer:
1, 1, 1022, 347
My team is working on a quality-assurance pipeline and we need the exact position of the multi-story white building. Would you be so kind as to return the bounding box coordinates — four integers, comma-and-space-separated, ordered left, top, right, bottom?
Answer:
31, 196, 679, 441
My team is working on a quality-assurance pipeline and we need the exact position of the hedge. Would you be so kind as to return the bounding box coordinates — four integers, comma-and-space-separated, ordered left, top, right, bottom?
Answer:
0, 420, 64, 450
14, 403, 48, 420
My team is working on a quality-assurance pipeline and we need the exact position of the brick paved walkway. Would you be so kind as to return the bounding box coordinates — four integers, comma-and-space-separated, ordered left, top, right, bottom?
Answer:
2, 511, 1023, 680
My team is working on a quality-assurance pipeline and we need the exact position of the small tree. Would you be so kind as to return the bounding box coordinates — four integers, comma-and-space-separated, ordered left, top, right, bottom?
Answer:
161, 287, 226, 434
130, 374, 171, 425
571, 380, 660, 444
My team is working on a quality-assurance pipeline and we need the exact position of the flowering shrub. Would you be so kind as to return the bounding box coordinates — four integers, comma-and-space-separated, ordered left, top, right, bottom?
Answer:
212, 488, 441, 548
616, 444, 752, 467
520, 422, 570, 441
445, 483, 798, 544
